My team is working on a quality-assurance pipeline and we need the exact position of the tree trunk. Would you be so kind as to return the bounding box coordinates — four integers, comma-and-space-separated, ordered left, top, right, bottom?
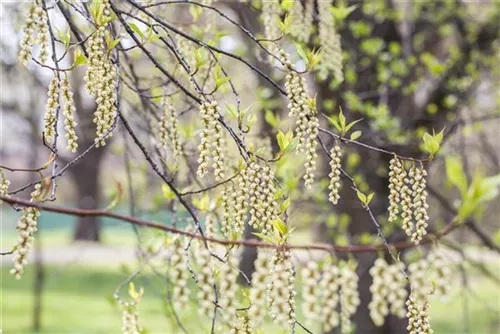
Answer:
71, 148, 104, 242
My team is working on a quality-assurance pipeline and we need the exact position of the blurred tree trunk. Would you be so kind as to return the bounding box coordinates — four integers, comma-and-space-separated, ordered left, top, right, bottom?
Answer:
69, 67, 106, 242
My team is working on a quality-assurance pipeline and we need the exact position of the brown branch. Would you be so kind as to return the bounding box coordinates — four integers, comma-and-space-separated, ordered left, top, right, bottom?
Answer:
0, 195, 460, 254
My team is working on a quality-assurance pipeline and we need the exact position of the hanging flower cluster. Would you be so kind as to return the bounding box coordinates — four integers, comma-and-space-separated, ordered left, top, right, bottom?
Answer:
267, 249, 296, 329
288, 0, 312, 43
390, 158, 430, 244
18, 0, 48, 66
230, 314, 251, 334
0, 169, 10, 202
197, 100, 226, 181
261, 0, 282, 61
240, 161, 279, 235
220, 183, 241, 238
368, 258, 408, 326
60, 76, 78, 152
408, 257, 431, 304
406, 294, 433, 334
168, 237, 191, 310
300, 261, 322, 325
339, 262, 361, 334
159, 97, 182, 160
320, 261, 341, 331
317, 0, 344, 82
120, 283, 143, 334
329, 143, 343, 204
84, 20, 117, 147
195, 247, 216, 317
248, 249, 272, 330
10, 183, 43, 279
217, 251, 240, 326
280, 50, 319, 188
427, 249, 452, 298
43, 74, 59, 143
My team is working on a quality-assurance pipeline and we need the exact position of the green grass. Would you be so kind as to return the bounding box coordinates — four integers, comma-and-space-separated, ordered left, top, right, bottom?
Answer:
1, 263, 499, 334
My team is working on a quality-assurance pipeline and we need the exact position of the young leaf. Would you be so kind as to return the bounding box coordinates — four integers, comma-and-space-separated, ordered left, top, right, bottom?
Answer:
345, 118, 363, 133
366, 192, 374, 205
265, 109, 278, 128
356, 189, 367, 204
445, 156, 468, 198
128, 23, 144, 40
276, 130, 290, 152
350, 130, 362, 141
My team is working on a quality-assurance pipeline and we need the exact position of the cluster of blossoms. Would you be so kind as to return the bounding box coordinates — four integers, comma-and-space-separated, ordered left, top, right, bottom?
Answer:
18, 0, 48, 66
43, 74, 59, 143
84, 23, 117, 147
216, 251, 240, 326
328, 144, 343, 205
195, 247, 216, 317
60, 76, 78, 152
168, 237, 191, 310
368, 258, 408, 326
230, 314, 251, 334
389, 156, 430, 244
159, 97, 182, 160
261, 0, 282, 62
280, 50, 319, 188
240, 161, 279, 235
248, 250, 272, 330
406, 294, 433, 334
339, 262, 361, 333
320, 261, 341, 331
121, 301, 142, 334
300, 261, 322, 325
427, 249, 452, 298
317, 0, 344, 82
10, 183, 43, 279
220, 183, 241, 238
287, 0, 313, 43
388, 156, 404, 222
197, 100, 226, 181
267, 249, 296, 329
0, 169, 10, 202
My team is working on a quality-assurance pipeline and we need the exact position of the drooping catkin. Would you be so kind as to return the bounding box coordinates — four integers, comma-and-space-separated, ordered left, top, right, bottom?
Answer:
245, 161, 279, 235
35, 0, 49, 65
221, 183, 241, 238
328, 144, 342, 204
267, 249, 296, 329
339, 262, 360, 334
411, 165, 429, 244
159, 97, 182, 159
406, 294, 433, 334
60, 77, 78, 152
428, 249, 452, 298
280, 49, 319, 188
121, 301, 142, 334
195, 247, 216, 317
369, 259, 408, 326
18, 1, 37, 66
261, 0, 282, 62
230, 314, 251, 334
217, 251, 240, 325
44, 74, 59, 143
317, 0, 344, 82
248, 250, 272, 330
400, 166, 414, 237
85, 24, 117, 147
10, 183, 43, 279
388, 155, 403, 222
288, 0, 305, 42
197, 100, 225, 181
301, 261, 322, 325
408, 257, 431, 304
168, 237, 191, 310
0, 169, 10, 202
320, 261, 341, 331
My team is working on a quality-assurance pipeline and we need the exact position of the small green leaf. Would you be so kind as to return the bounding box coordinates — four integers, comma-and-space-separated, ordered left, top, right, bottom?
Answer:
72, 49, 87, 67
326, 115, 342, 133
339, 107, 346, 129
265, 109, 278, 128
280, 197, 291, 212
445, 156, 468, 198
356, 190, 367, 203
252, 232, 275, 244
350, 130, 362, 141
108, 37, 123, 51
161, 184, 176, 201
345, 118, 363, 133
366, 192, 374, 205
272, 219, 287, 235
276, 130, 289, 152
128, 23, 144, 40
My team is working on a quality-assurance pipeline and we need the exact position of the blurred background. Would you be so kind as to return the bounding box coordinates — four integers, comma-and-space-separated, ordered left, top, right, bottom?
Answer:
1, 0, 500, 333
